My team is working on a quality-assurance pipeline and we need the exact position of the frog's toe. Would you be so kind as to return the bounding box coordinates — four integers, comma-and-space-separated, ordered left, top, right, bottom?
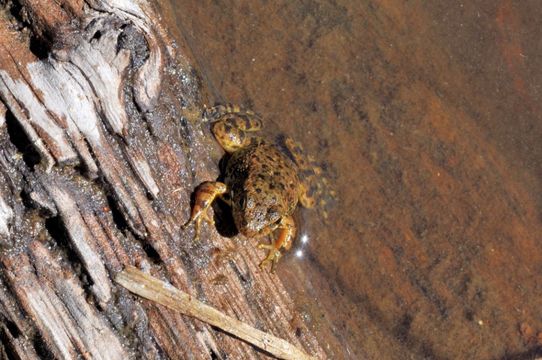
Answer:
299, 183, 317, 208
181, 219, 199, 241
202, 211, 215, 226
182, 215, 210, 242
182, 211, 215, 242
257, 243, 282, 272
181, 217, 193, 231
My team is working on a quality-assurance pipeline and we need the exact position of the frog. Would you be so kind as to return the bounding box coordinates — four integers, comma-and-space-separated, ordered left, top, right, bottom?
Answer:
182, 104, 323, 271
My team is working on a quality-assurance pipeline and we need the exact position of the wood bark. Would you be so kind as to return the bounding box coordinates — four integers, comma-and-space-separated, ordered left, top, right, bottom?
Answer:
0, 1, 325, 358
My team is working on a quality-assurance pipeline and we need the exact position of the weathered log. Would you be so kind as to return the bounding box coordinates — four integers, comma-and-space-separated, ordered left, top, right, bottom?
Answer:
0, 1, 325, 358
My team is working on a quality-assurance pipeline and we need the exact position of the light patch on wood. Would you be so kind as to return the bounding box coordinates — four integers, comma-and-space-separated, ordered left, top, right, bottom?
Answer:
0, 71, 78, 164
0, 100, 6, 128
4, 246, 127, 360
67, 33, 131, 136
0, 71, 74, 170
87, 0, 165, 111
0, 195, 13, 237
45, 185, 112, 305
27, 61, 100, 176
21, 283, 78, 359
125, 147, 161, 197
30, 242, 126, 360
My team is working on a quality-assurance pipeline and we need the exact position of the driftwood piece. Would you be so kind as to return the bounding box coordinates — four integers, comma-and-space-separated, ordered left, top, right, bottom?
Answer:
116, 266, 315, 360
0, 0, 325, 359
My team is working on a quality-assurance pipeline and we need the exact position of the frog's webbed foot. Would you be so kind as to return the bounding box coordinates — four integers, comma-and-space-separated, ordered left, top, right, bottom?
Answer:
182, 181, 227, 241
257, 215, 295, 272
207, 104, 264, 153
257, 244, 282, 272
181, 209, 214, 241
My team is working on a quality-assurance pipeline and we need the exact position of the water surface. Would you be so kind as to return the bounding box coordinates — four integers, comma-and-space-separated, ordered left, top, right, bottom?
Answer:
164, 1, 542, 358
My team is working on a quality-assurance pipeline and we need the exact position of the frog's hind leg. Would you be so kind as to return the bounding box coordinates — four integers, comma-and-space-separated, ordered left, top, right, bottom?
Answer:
211, 109, 263, 153
258, 215, 296, 272
182, 181, 227, 240
283, 137, 324, 209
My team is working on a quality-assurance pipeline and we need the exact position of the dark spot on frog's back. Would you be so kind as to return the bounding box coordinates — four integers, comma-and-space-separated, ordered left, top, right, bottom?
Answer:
243, 117, 252, 129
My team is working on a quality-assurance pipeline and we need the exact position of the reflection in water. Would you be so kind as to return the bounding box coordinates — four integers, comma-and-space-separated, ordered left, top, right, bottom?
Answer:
294, 233, 309, 259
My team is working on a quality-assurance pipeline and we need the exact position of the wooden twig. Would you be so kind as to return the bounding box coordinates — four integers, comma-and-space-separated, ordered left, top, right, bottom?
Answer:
115, 266, 315, 360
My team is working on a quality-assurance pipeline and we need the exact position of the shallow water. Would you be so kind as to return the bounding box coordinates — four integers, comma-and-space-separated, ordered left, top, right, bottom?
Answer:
164, 1, 542, 358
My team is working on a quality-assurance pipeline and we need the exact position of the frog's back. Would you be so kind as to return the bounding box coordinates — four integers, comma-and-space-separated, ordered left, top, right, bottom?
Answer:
225, 143, 299, 214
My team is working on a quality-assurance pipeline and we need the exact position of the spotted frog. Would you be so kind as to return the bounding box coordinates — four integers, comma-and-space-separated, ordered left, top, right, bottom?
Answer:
182, 104, 323, 270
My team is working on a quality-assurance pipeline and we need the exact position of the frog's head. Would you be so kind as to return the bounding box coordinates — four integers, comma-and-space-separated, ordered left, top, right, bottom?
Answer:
232, 190, 282, 237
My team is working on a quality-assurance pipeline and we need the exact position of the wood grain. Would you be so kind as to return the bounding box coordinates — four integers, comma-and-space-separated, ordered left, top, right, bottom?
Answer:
0, 0, 326, 358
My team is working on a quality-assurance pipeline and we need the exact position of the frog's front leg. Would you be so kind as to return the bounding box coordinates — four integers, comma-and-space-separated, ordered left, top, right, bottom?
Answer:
182, 181, 227, 240
258, 215, 296, 272
206, 103, 260, 119
210, 105, 263, 153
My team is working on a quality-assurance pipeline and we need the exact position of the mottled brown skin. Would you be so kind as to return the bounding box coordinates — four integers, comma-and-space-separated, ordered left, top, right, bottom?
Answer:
226, 142, 299, 238
183, 104, 316, 270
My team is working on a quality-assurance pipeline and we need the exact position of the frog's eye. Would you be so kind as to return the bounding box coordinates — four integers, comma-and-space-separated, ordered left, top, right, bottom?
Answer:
239, 197, 246, 209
